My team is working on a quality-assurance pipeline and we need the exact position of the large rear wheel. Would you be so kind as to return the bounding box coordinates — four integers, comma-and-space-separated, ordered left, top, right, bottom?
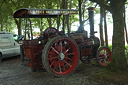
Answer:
96, 46, 111, 67
42, 36, 79, 77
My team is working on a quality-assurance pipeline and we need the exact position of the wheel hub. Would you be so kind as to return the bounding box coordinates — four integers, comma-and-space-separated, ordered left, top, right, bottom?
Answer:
58, 53, 65, 60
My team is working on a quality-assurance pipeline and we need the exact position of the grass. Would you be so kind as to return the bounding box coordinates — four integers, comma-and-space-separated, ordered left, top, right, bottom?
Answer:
125, 45, 128, 63
78, 62, 128, 84
91, 68, 128, 82
75, 45, 128, 84
78, 44, 128, 84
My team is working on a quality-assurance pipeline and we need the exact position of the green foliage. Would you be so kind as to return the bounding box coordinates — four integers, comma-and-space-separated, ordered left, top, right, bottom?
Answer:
0, 0, 112, 33
0, 0, 82, 33
125, 45, 128, 63
108, 44, 112, 51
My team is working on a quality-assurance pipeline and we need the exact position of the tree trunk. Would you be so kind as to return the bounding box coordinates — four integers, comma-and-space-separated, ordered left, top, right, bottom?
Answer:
62, 15, 65, 33
0, 22, 3, 31
40, 18, 44, 32
57, 16, 61, 30
29, 19, 33, 40
124, 5, 128, 44
14, 18, 22, 35
104, 10, 108, 46
18, 19, 22, 35
61, 0, 67, 33
47, 18, 52, 27
99, 7, 104, 46
124, 19, 128, 44
5, 22, 8, 32
109, 3, 127, 71
89, 0, 127, 72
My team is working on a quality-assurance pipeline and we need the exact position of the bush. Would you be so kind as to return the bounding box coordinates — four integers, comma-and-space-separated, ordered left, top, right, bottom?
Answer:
108, 44, 112, 51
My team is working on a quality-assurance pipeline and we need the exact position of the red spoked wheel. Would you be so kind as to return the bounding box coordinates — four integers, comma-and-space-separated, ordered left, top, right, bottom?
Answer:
96, 46, 111, 67
42, 36, 79, 77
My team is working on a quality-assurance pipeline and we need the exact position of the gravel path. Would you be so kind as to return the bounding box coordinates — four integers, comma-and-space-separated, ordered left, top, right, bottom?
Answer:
0, 56, 124, 85
0, 56, 100, 85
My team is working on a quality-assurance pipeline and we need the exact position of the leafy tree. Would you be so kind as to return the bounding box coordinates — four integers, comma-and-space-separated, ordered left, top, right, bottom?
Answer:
99, 0, 108, 46
89, 0, 127, 71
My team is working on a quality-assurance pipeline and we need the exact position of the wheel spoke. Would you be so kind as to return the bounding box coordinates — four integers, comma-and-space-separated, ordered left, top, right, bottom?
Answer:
53, 61, 59, 70
64, 47, 71, 54
59, 63, 62, 73
49, 52, 56, 56
98, 57, 104, 59
103, 59, 107, 64
60, 41, 63, 52
98, 55, 104, 59
65, 57, 72, 61
51, 46, 59, 54
62, 62, 66, 71
64, 60, 72, 67
66, 53, 74, 56
48, 56, 58, 60
50, 60, 56, 68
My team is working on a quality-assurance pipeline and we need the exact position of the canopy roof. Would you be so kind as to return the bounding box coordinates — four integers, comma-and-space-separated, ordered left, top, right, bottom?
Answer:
14, 8, 78, 18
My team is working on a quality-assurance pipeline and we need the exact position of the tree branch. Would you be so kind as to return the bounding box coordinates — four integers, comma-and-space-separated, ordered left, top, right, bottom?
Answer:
10, 0, 17, 7
14, 18, 18, 25
89, 0, 112, 12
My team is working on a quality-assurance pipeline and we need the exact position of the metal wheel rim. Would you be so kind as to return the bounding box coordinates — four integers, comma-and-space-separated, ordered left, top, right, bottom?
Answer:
97, 48, 111, 66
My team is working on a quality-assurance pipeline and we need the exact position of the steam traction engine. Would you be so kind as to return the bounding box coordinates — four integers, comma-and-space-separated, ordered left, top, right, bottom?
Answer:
13, 7, 111, 77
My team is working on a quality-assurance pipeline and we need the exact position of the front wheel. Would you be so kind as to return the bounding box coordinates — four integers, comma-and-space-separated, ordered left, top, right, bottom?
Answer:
42, 36, 80, 77
96, 46, 111, 67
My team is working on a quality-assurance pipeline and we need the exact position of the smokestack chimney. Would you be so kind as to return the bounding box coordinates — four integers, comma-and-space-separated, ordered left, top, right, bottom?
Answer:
88, 7, 94, 36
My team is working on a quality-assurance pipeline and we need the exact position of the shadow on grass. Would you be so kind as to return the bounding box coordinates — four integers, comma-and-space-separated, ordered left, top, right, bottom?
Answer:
76, 61, 128, 84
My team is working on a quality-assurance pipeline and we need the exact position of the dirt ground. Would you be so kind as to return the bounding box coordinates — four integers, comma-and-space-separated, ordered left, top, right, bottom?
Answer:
0, 56, 128, 85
